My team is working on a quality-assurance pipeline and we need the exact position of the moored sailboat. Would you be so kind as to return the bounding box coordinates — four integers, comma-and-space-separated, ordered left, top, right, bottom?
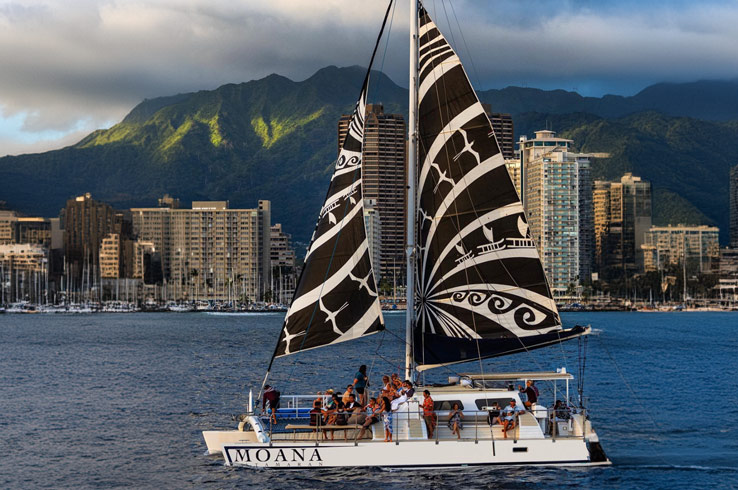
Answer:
203, 0, 608, 468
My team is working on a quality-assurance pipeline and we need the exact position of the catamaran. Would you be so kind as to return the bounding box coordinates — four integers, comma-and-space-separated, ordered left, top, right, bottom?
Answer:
203, 0, 609, 468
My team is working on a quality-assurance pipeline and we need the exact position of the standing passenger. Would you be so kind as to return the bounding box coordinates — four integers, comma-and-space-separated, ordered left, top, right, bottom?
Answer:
422, 390, 436, 438
353, 365, 368, 406
381, 396, 393, 442
518, 380, 539, 409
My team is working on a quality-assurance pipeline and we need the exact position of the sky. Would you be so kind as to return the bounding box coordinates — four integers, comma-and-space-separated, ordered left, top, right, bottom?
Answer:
2, 0, 738, 157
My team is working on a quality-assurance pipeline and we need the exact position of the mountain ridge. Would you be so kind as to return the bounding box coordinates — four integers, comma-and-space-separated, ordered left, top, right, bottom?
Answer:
1, 66, 737, 243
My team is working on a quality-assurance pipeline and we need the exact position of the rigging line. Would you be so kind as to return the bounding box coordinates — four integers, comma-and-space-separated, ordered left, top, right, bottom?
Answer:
380, 322, 469, 380
448, 0, 482, 92
268, 0, 394, 387
596, 332, 664, 431
366, 329, 386, 396
373, 0, 397, 99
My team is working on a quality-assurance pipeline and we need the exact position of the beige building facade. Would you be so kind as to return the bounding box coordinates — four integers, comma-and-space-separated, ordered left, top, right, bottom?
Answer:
642, 225, 720, 274
131, 199, 271, 301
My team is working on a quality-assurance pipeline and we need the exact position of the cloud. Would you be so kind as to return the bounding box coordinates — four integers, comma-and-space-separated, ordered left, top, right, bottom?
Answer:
1, 0, 738, 156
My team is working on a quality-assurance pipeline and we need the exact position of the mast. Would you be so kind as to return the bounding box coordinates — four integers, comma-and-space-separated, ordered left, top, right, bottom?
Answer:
405, 0, 418, 381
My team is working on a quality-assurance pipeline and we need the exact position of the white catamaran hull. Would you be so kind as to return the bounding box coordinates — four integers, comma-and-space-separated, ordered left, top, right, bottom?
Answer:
221, 438, 603, 469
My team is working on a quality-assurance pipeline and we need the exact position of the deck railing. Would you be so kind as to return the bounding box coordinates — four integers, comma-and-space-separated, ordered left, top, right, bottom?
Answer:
270, 405, 588, 445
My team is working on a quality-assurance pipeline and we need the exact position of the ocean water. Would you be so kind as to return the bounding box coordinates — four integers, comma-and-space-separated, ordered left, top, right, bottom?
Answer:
1, 311, 736, 489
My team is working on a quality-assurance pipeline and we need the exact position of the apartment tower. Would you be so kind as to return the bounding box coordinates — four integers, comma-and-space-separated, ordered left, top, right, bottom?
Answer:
338, 103, 406, 284
522, 130, 593, 296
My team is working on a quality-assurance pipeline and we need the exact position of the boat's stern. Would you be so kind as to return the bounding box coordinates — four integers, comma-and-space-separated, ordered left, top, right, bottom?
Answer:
202, 415, 269, 455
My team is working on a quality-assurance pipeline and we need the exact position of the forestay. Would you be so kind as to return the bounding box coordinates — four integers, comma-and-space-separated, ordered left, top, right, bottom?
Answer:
413, 4, 586, 369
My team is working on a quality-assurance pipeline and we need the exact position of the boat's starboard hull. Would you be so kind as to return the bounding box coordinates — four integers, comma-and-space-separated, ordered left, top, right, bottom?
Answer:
221, 438, 608, 469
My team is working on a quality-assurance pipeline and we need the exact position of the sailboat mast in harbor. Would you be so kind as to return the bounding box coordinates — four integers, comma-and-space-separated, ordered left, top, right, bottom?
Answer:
404, 0, 418, 381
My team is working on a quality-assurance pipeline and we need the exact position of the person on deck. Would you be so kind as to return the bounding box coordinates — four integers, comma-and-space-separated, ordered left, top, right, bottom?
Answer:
391, 374, 402, 392
345, 393, 362, 413
518, 380, 539, 409
390, 380, 415, 411
422, 390, 436, 438
549, 399, 572, 435
357, 397, 380, 440
353, 365, 368, 405
501, 399, 524, 438
346, 394, 366, 426
447, 402, 464, 439
262, 385, 279, 425
381, 396, 393, 442
309, 400, 322, 427
487, 401, 502, 426
342, 385, 355, 405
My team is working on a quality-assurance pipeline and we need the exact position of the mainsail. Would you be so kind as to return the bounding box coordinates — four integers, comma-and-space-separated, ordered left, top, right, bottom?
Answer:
272, 5, 392, 359
413, 4, 586, 369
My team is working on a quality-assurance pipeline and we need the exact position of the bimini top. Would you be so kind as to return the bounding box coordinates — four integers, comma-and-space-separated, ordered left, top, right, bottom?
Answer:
460, 371, 574, 381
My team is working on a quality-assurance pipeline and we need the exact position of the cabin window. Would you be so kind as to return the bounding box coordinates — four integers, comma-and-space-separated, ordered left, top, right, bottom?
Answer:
434, 400, 464, 411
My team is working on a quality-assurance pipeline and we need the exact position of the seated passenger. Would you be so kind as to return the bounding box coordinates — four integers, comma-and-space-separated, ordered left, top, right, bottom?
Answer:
486, 401, 502, 426
391, 373, 402, 392
501, 399, 524, 438
553, 400, 571, 421
345, 394, 363, 423
313, 391, 323, 407
447, 402, 464, 439
549, 400, 572, 435
357, 397, 380, 439
342, 384, 354, 405
309, 400, 322, 427
390, 380, 415, 411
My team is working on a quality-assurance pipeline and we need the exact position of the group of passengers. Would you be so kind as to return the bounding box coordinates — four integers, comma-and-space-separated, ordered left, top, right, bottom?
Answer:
306, 366, 418, 442
276, 370, 573, 442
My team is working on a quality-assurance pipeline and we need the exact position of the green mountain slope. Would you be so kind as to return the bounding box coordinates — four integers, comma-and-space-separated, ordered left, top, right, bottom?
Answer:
1, 67, 737, 243
514, 111, 738, 236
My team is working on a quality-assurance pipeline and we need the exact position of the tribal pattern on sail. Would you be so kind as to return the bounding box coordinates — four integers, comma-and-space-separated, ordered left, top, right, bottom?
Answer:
275, 78, 384, 358
414, 5, 563, 355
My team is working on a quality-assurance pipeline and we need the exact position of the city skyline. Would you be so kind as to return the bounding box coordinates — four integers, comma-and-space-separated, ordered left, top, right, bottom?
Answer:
3, 0, 738, 156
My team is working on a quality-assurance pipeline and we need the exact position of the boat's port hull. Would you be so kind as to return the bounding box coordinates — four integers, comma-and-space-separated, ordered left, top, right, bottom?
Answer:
220, 438, 608, 468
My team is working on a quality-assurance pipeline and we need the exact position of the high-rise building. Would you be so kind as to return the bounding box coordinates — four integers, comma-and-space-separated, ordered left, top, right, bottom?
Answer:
593, 173, 652, 279
483, 104, 515, 160
0, 210, 16, 245
13, 217, 52, 246
338, 103, 406, 283
270, 223, 296, 304
363, 199, 382, 283
505, 158, 521, 197
522, 130, 593, 296
100, 233, 122, 279
62, 193, 130, 281
730, 165, 738, 247
641, 224, 720, 274
131, 198, 271, 301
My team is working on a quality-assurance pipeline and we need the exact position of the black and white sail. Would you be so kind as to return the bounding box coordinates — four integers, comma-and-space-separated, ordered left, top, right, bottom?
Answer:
413, 5, 586, 369
272, 8, 393, 359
